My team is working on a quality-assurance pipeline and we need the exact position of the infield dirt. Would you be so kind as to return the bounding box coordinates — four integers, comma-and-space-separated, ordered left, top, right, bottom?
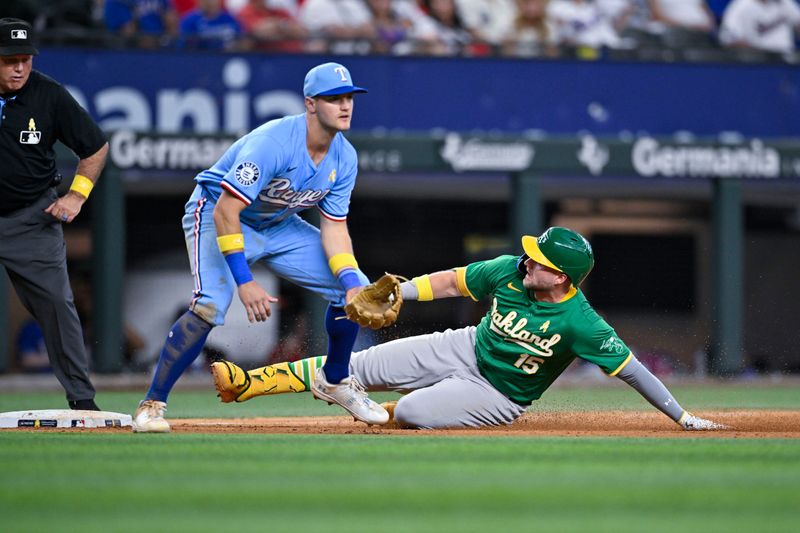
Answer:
4, 410, 798, 437
167, 410, 799, 438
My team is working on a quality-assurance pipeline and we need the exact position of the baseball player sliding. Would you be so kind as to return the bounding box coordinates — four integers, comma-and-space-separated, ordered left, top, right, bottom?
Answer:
212, 226, 725, 430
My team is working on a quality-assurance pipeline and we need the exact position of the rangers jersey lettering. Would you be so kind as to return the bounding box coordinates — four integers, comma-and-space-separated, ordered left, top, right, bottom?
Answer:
195, 114, 358, 230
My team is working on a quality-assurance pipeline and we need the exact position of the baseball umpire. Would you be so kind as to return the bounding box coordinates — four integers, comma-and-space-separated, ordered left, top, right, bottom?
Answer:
212, 226, 726, 430
0, 18, 109, 410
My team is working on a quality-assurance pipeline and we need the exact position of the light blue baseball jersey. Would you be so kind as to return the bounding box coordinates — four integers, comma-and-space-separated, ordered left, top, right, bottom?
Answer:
196, 114, 358, 228
184, 113, 367, 325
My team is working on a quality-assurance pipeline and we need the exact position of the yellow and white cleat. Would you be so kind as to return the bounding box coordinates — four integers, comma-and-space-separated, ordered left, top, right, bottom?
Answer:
210, 360, 251, 403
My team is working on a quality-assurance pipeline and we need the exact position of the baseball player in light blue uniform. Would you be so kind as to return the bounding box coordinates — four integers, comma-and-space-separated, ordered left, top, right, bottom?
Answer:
133, 62, 389, 432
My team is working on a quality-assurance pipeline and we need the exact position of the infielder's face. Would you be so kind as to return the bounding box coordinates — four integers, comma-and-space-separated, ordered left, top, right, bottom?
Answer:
312, 93, 355, 132
0, 54, 32, 94
522, 258, 568, 291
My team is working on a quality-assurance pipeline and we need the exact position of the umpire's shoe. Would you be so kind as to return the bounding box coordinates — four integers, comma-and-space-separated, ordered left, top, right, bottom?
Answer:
311, 368, 389, 425
69, 399, 100, 411
132, 400, 171, 433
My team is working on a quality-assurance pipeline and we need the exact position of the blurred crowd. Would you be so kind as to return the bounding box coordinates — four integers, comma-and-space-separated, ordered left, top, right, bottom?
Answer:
2, 0, 800, 60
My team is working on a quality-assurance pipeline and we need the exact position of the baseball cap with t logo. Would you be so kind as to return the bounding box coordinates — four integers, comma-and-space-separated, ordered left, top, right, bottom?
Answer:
0, 18, 39, 56
303, 63, 367, 97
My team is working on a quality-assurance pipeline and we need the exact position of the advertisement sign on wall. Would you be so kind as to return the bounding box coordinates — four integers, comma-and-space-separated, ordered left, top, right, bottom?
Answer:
37, 50, 800, 138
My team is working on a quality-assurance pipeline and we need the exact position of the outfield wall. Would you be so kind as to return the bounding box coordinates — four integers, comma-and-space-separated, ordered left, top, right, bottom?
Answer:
36, 49, 800, 138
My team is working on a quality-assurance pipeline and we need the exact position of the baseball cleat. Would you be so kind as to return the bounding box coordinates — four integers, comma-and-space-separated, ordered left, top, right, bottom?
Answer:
211, 360, 251, 403
679, 412, 729, 430
311, 368, 389, 425
132, 400, 170, 433
68, 399, 101, 411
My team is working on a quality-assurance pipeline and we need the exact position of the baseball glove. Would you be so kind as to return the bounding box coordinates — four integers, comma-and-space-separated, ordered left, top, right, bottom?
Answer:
345, 273, 403, 329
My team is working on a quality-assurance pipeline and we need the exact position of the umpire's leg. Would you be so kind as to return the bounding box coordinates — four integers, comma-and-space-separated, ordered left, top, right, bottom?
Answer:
0, 195, 96, 403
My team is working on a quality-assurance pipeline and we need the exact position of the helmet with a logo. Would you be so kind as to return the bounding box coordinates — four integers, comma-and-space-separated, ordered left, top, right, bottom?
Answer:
519, 226, 594, 286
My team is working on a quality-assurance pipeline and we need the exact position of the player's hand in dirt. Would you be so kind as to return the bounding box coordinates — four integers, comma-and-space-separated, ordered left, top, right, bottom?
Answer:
237, 281, 278, 323
680, 413, 728, 430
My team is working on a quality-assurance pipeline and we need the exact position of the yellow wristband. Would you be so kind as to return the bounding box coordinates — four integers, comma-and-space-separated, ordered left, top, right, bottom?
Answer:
69, 174, 94, 199
414, 275, 434, 301
328, 253, 358, 275
217, 233, 245, 253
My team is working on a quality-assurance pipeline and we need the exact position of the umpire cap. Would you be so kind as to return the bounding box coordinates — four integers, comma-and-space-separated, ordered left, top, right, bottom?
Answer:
0, 18, 39, 56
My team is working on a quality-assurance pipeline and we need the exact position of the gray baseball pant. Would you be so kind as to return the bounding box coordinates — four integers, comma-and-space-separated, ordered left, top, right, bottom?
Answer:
0, 189, 96, 402
350, 326, 527, 428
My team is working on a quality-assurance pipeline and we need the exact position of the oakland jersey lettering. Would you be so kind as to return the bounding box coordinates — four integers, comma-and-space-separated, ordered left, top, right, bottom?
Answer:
489, 298, 562, 358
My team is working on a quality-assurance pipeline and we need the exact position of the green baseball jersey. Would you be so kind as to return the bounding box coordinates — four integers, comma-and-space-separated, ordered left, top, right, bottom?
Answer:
462, 255, 632, 405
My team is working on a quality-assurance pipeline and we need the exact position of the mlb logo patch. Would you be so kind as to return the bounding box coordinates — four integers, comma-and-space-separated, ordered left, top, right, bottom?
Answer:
20, 131, 40, 145
234, 161, 260, 186
11, 29, 27, 39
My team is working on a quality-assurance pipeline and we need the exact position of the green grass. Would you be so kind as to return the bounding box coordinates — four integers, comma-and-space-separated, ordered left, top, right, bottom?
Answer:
1, 383, 798, 532
0, 389, 403, 418
0, 433, 798, 532
0, 381, 797, 418
535, 382, 800, 411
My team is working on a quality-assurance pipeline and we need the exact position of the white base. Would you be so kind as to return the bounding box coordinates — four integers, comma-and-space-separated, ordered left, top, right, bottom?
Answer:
0, 409, 132, 429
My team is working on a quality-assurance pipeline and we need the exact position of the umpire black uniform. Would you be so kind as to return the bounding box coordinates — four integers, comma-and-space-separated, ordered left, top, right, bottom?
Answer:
0, 19, 109, 410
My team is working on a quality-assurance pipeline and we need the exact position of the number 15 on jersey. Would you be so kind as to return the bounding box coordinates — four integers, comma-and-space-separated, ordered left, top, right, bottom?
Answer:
514, 354, 544, 375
